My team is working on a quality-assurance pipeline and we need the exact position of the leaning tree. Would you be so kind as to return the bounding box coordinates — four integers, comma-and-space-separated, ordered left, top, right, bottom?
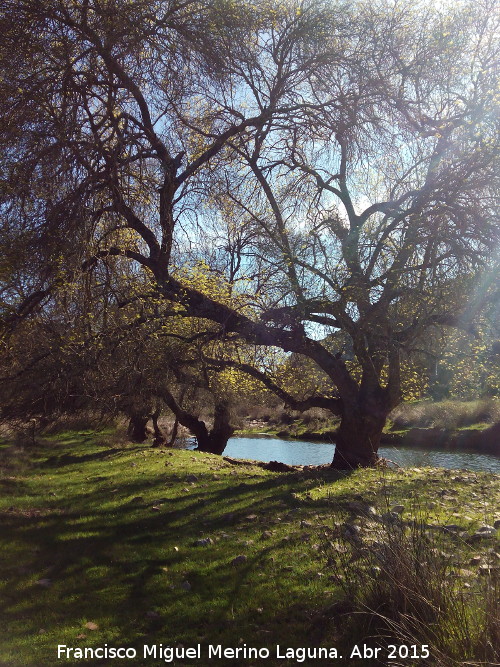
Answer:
1, 0, 498, 467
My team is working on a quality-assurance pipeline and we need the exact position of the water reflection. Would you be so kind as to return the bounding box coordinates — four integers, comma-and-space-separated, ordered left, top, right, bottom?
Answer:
219, 436, 500, 473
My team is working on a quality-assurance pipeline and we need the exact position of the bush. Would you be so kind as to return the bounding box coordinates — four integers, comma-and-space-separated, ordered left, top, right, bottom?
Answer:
322, 517, 500, 665
390, 398, 500, 431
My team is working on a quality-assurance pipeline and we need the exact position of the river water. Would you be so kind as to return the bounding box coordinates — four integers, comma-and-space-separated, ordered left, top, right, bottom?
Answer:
219, 435, 500, 474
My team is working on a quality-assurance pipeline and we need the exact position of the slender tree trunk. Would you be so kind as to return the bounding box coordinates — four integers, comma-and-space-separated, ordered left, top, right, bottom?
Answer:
331, 394, 389, 469
151, 407, 167, 447
127, 413, 149, 443
167, 417, 179, 446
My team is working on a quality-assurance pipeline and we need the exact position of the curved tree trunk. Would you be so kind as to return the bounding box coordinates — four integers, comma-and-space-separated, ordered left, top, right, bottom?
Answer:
196, 401, 234, 455
157, 388, 234, 455
167, 416, 179, 446
151, 407, 167, 447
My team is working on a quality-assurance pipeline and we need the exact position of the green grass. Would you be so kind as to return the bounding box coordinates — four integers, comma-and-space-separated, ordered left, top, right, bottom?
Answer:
1, 430, 499, 666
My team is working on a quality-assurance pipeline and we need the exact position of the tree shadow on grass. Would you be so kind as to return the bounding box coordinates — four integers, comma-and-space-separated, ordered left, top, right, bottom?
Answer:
41, 446, 144, 468
4, 460, 449, 666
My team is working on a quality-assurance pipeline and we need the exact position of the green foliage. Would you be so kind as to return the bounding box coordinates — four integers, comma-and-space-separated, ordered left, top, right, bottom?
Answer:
435, 327, 500, 399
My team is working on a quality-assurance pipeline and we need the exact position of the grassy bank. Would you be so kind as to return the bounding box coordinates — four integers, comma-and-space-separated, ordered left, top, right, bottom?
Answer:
1, 430, 499, 666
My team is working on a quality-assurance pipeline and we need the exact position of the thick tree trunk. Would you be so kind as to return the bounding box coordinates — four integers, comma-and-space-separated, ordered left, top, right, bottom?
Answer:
196, 401, 234, 455
127, 413, 149, 443
331, 396, 389, 469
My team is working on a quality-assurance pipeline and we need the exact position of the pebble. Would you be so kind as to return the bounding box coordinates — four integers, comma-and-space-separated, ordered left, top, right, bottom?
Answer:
181, 581, 192, 591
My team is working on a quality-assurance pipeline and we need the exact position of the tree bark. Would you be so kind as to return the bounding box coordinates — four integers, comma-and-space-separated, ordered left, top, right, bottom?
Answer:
166, 417, 179, 446
151, 407, 167, 447
331, 395, 389, 469
157, 389, 234, 455
196, 401, 234, 455
127, 413, 149, 443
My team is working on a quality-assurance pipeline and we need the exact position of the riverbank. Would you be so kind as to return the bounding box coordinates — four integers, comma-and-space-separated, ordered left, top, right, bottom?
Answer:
238, 422, 500, 456
238, 399, 500, 456
1, 430, 499, 665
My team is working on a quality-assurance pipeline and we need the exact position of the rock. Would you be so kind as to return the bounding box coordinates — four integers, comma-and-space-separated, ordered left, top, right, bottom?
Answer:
261, 531, 273, 540
390, 505, 405, 514
300, 520, 313, 528
478, 525, 496, 532
145, 610, 160, 619
264, 460, 296, 472
473, 528, 496, 539
381, 512, 401, 525
443, 524, 461, 533
245, 514, 258, 521
343, 524, 362, 543
84, 622, 99, 631
231, 555, 247, 565
186, 474, 198, 482
469, 556, 482, 566
181, 581, 191, 591
493, 520, 500, 530
194, 538, 213, 547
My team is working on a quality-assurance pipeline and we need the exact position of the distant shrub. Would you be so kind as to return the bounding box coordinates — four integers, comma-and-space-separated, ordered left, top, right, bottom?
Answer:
390, 398, 500, 431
